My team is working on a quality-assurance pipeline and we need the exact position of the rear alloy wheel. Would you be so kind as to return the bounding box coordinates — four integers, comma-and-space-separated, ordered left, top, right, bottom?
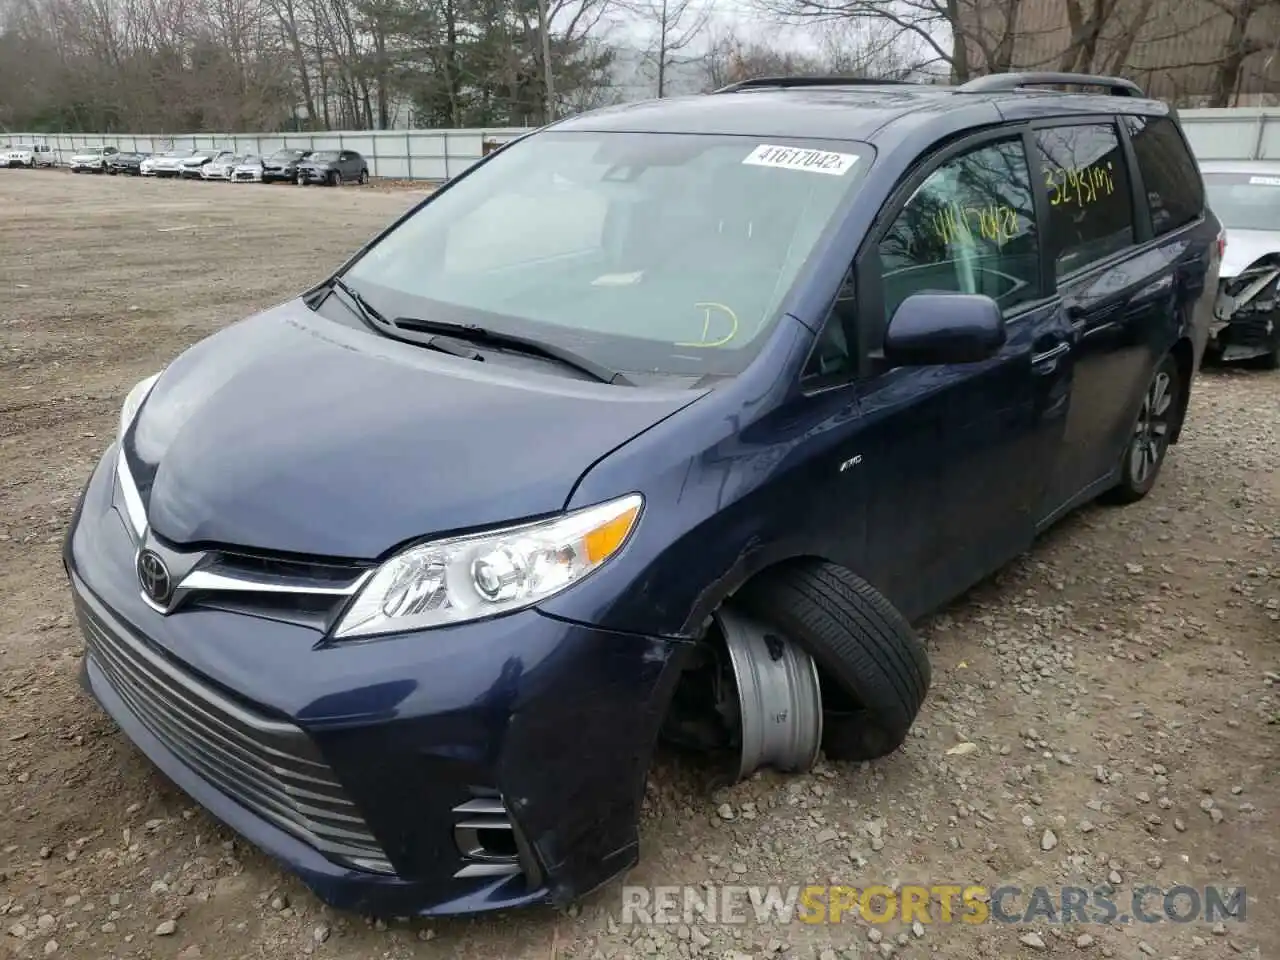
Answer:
1106, 353, 1180, 504
359, 169, 369, 185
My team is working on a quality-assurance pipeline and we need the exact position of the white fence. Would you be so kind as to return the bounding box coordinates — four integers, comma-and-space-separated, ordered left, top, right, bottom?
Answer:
4, 128, 532, 180
1178, 109, 1280, 161
8, 108, 1280, 180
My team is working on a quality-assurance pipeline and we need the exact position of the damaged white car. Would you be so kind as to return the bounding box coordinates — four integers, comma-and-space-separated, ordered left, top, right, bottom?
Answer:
1202, 160, 1280, 368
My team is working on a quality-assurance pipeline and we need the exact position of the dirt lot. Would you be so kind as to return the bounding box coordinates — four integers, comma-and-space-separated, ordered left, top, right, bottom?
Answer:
0, 170, 1276, 960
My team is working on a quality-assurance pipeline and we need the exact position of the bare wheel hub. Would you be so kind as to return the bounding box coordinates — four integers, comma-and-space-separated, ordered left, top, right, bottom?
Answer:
713, 607, 823, 782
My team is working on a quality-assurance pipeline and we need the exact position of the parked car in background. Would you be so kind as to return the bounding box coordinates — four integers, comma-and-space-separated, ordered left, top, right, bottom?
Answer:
107, 152, 151, 176
70, 146, 120, 173
144, 150, 197, 178
178, 148, 226, 179
1201, 159, 1280, 368
200, 154, 243, 181
231, 156, 264, 183
261, 148, 312, 183
295, 149, 369, 185
63, 72, 1219, 919
3, 143, 56, 168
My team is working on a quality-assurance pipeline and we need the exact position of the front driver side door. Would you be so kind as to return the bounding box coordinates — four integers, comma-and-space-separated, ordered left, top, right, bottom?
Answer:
854, 130, 1075, 619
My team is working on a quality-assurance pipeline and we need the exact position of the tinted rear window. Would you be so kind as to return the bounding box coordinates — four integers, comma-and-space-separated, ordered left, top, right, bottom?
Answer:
1124, 116, 1204, 236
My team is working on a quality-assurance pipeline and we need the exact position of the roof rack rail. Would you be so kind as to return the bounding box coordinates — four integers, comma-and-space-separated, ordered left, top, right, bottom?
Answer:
712, 76, 919, 94
955, 72, 1145, 98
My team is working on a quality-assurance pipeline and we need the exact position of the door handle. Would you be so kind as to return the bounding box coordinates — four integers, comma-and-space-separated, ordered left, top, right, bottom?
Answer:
1031, 341, 1071, 369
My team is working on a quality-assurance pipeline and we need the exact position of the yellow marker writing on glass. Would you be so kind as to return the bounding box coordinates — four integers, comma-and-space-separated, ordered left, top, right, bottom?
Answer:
931, 203, 1021, 247
1045, 161, 1115, 208
676, 302, 740, 348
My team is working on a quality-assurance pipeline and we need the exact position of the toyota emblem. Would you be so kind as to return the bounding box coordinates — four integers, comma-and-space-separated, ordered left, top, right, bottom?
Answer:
137, 550, 173, 606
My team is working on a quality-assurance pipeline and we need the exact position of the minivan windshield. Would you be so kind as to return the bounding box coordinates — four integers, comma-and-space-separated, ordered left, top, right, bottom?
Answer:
341, 131, 869, 377
1204, 172, 1280, 232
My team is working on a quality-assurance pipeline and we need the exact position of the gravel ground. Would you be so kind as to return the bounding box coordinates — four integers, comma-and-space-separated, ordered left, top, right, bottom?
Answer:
0, 170, 1276, 960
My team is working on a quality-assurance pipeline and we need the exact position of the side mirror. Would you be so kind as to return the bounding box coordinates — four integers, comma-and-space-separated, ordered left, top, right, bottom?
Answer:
884, 293, 1007, 367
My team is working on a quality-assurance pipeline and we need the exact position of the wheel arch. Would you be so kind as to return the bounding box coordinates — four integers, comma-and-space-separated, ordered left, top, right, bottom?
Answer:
679, 547, 880, 640
1168, 335, 1195, 444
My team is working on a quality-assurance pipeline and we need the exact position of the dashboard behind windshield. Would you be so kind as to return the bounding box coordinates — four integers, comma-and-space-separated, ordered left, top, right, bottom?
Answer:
342, 131, 869, 377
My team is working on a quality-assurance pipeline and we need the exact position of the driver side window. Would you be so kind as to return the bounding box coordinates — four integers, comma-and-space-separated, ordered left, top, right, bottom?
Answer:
878, 137, 1042, 323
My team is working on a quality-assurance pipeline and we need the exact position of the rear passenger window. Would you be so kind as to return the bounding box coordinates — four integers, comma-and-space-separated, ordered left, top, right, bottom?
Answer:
1123, 115, 1204, 236
878, 138, 1041, 321
1033, 124, 1134, 276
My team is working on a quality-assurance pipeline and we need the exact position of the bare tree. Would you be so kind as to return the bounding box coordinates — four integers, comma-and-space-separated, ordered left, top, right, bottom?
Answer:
1204, 0, 1280, 105
628, 0, 709, 96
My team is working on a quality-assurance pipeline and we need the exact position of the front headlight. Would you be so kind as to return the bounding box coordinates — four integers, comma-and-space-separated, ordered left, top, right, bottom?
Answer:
334, 493, 643, 639
119, 373, 161, 442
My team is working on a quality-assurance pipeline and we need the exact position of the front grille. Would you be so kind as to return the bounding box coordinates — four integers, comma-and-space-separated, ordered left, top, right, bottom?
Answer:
74, 587, 393, 874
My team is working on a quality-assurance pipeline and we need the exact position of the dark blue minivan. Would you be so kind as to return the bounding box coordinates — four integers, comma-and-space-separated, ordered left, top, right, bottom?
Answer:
64, 72, 1221, 917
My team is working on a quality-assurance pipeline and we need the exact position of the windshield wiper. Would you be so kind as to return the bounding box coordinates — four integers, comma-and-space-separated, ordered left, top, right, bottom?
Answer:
392, 316, 632, 386
327, 277, 483, 360
329, 275, 388, 326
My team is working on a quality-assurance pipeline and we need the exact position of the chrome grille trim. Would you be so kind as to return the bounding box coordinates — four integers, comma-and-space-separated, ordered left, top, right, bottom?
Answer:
113, 449, 369, 608
73, 584, 393, 874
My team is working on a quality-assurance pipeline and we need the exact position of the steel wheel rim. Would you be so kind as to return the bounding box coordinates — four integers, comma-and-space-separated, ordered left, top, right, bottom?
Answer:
714, 607, 823, 782
1130, 370, 1173, 485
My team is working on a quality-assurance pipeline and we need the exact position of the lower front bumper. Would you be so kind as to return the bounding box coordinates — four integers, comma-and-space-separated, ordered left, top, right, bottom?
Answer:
64, 448, 689, 915
1208, 311, 1279, 361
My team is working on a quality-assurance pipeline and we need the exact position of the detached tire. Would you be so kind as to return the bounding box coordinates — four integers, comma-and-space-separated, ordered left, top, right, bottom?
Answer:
736, 561, 930, 762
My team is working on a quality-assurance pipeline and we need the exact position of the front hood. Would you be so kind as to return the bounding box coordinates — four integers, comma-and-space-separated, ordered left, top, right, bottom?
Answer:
71, 155, 101, 162
1221, 228, 1280, 278
127, 300, 704, 559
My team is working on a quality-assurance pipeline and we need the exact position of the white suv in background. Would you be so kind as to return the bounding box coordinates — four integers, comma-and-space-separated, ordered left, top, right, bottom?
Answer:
69, 146, 119, 173
3, 144, 56, 168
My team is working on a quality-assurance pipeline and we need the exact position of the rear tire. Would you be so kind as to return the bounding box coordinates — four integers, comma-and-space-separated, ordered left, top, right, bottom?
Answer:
1259, 325, 1280, 370
359, 169, 369, 185
1103, 351, 1181, 504
736, 561, 930, 762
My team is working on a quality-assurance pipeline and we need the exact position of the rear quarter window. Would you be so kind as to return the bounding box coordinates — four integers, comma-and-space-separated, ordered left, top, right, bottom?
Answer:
1123, 115, 1204, 237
